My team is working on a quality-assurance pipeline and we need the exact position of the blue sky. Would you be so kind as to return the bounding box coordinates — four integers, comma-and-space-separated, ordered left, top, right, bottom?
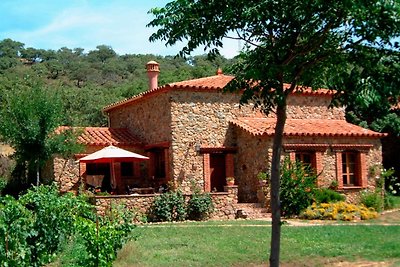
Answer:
0, 0, 239, 58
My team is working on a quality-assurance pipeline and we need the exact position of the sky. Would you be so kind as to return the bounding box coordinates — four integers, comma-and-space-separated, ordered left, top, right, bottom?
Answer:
0, 0, 240, 58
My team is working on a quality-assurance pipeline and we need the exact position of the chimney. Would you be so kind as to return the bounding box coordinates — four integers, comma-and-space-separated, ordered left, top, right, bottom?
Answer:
146, 61, 160, 90
216, 68, 223, 75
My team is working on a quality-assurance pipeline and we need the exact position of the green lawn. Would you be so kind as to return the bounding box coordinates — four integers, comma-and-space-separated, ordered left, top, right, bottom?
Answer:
113, 217, 400, 267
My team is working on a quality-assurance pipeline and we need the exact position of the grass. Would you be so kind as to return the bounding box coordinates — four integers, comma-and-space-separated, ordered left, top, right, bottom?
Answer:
390, 194, 400, 208
113, 212, 400, 267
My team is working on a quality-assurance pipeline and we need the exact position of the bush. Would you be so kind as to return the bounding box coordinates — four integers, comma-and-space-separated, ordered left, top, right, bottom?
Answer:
300, 202, 378, 221
187, 190, 214, 221
313, 188, 345, 204
0, 196, 34, 267
360, 189, 395, 211
0, 183, 135, 266
359, 190, 384, 212
280, 158, 318, 217
18, 184, 95, 265
148, 190, 186, 222
75, 204, 136, 267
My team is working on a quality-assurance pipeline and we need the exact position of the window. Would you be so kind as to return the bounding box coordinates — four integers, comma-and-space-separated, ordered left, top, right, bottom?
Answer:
121, 162, 134, 177
86, 163, 109, 175
295, 152, 313, 167
295, 152, 316, 172
153, 149, 166, 178
342, 151, 359, 186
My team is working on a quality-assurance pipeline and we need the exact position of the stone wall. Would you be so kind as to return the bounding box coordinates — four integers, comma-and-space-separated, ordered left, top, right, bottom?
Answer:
169, 90, 257, 192
233, 128, 382, 203
285, 94, 345, 120
108, 92, 172, 145
94, 185, 238, 220
49, 156, 81, 193
235, 129, 273, 202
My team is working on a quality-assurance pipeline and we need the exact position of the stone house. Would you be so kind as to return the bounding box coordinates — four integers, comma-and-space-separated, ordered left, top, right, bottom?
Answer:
50, 61, 384, 208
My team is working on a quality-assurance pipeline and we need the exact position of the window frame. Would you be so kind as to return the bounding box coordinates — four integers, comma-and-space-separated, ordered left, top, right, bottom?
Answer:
341, 151, 360, 187
295, 151, 316, 170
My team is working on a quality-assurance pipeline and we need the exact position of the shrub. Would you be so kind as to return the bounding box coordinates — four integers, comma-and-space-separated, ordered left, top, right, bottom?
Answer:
313, 188, 345, 204
300, 202, 378, 221
0, 196, 34, 267
148, 190, 186, 222
383, 168, 400, 196
18, 184, 95, 265
75, 204, 136, 267
187, 189, 214, 221
0, 183, 135, 266
280, 158, 318, 217
359, 190, 384, 212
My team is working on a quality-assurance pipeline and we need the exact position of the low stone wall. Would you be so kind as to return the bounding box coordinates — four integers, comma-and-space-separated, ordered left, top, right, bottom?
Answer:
339, 188, 363, 204
94, 185, 238, 220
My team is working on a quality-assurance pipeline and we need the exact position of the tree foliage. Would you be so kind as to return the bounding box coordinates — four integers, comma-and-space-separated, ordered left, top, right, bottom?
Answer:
0, 78, 82, 189
0, 38, 234, 126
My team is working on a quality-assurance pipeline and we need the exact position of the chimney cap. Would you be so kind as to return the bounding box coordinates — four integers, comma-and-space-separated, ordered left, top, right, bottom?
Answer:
147, 60, 159, 65
216, 68, 223, 75
146, 60, 160, 73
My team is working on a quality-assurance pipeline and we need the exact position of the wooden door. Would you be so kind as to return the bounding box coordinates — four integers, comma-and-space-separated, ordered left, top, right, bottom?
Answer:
210, 154, 226, 192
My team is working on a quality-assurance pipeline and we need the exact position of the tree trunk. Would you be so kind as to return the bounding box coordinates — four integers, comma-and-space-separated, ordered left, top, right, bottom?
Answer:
269, 100, 287, 267
36, 164, 40, 186
36, 159, 40, 186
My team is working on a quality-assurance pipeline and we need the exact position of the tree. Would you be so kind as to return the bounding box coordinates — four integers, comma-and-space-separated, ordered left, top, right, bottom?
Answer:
148, 1, 400, 265
0, 78, 82, 191
87, 45, 117, 64
0, 39, 24, 72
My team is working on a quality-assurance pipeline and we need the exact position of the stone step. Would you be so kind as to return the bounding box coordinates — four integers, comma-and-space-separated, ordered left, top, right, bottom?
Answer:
234, 203, 271, 219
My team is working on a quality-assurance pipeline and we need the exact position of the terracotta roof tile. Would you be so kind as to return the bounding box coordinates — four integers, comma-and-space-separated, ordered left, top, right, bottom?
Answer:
103, 74, 334, 112
168, 74, 234, 89
230, 118, 385, 138
57, 127, 143, 146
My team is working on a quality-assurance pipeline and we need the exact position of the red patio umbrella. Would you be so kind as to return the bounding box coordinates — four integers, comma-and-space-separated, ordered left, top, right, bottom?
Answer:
79, 145, 149, 191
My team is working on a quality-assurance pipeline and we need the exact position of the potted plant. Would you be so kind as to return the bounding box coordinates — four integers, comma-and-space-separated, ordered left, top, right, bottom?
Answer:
226, 177, 235, 186
257, 171, 268, 186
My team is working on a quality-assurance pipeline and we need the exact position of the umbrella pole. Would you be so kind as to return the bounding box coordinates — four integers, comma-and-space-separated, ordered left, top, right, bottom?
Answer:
111, 159, 116, 193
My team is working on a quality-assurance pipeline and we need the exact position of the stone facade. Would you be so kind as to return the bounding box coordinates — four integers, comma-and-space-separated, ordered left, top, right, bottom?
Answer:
285, 94, 345, 120
50, 156, 80, 192
235, 129, 382, 202
102, 79, 384, 206
108, 92, 171, 145
169, 90, 257, 192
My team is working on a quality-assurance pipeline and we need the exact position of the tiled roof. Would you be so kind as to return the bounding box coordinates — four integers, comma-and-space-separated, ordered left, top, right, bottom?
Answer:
56, 127, 143, 146
168, 74, 234, 89
103, 74, 334, 112
230, 118, 385, 138
103, 74, 234, 112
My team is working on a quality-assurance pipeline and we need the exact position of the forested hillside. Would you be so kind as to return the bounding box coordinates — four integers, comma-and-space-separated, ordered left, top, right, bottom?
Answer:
0, 38, 235, 126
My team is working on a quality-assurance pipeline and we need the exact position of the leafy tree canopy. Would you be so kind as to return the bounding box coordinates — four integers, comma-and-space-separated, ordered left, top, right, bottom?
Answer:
0, 38, 234, 126
0, 78, 82, 189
